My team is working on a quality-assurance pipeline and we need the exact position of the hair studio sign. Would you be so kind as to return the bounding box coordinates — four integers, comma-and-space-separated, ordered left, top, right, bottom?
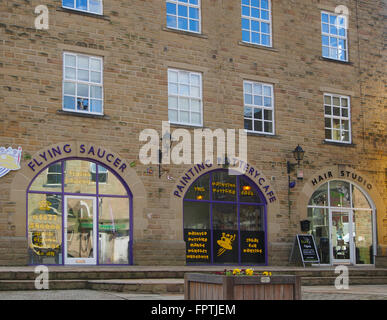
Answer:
310, 168, 373, 191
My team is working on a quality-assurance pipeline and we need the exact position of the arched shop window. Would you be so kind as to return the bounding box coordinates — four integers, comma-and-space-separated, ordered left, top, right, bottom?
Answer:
27, 159, 132, 265
183, 170, 267, 265
308, 180, 375, 265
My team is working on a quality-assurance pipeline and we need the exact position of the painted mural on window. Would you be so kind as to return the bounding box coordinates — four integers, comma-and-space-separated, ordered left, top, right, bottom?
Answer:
183, 170, 266, 265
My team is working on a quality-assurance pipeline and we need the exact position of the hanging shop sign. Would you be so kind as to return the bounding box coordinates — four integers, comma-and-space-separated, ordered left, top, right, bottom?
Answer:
0, 146, 22, 178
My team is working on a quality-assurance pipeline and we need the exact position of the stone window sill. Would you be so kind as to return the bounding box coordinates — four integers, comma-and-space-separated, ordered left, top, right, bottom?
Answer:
322, 140, 356, 147
319, 57, 353, 66
238, 41, 279, 52
56, 7, 110, 21
57, 110, 110, 120
246, 131, 279, 138
162, 27, 208, 39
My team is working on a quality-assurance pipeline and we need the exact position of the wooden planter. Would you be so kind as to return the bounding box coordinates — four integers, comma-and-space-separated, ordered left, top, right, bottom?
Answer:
184, 273, 301, 300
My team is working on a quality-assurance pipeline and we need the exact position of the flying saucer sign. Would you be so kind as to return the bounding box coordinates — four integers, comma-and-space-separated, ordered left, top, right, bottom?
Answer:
0, 146, 22, 178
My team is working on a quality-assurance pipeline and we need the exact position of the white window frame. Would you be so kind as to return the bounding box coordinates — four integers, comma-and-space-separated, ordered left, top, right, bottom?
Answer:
241, 0, 273, 47
62, 0, 103, 15
307, 180, 376, 266
324, 93, 352, 144
166, 0, 202, 34
321, 11, 348, 62
168, 68, 203, 127
243, 80, 275, 135
62, 52, 104, 116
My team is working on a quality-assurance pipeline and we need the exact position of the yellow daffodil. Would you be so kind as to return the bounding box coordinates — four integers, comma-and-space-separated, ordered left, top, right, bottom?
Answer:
232, 268, 241, 275
245, 269, 254, 276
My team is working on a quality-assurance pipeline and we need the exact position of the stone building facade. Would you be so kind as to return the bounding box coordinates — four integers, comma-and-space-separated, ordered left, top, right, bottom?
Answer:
0, 0, 385, 266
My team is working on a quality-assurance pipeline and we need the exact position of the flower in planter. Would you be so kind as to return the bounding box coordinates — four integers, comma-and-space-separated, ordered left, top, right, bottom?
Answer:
245, 269, 254, 276
232, 268, 241, 275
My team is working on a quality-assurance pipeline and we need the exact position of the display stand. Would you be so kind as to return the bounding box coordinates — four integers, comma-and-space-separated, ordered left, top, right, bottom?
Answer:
289, 234, 320, 267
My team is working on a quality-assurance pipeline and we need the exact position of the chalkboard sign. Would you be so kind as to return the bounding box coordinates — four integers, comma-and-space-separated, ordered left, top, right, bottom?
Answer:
290, 234, 320, 267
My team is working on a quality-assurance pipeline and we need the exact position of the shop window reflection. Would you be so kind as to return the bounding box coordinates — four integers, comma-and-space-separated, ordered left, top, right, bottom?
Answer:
98, 197, 130, 264
308, 208, 330, 264
352, 185, 371, 209
212, 203, 237, 230
64, 160, 96, 194
28, 193, 62, 265
183, 202, 210, 229
90, 163, 108, 183
240, 205, 263, 231
353, 210, 373, 264
308, 182, 328, 206
97, 164, 127, 196
330, 181, 351, 207
30, 162, 63, 192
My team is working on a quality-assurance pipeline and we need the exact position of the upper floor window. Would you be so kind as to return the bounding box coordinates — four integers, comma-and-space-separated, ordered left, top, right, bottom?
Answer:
324, 93, 351, 143
63, 52, 103, 115
168, 69, 203, 126
241, 0, 272, 47
166, 0, 201, 33
244, 81, 274, 134
321, 11, 348, 62
62, 0, 103, 15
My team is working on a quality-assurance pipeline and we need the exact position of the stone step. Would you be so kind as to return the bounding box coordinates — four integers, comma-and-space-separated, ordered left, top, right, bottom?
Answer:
301, 276, 387, 286
0, 280, 87, 291
0, 268, 386, 280
2, 275, 387, 292
0, 278, 184, 293
88, 279, 184, 294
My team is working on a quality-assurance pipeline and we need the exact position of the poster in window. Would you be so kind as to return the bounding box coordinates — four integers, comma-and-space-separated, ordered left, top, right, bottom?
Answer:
213, 229, 238, 263
184, 229, 211, 263
240, 231, 265, 264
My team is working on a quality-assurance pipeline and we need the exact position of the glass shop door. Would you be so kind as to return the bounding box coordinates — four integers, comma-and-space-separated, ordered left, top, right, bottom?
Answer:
330, 210, 354, 265
64, 196, 97, 265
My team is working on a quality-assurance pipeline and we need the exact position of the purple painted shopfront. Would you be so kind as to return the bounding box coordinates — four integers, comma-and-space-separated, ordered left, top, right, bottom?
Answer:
26, 157, 133, 266
183, 169, 268, 266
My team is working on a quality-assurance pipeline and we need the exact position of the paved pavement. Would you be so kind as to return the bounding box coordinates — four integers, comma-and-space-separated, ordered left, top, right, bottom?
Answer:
0, 285, 386, 300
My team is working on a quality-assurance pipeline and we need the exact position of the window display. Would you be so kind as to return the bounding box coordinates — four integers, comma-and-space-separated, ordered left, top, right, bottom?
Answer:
183, 170, 266, 265
27, 159, 131, 265
308, 180, 374, 265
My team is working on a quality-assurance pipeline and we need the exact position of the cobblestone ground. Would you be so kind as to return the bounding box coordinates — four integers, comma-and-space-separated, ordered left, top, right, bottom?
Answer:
0, 286, 386, 300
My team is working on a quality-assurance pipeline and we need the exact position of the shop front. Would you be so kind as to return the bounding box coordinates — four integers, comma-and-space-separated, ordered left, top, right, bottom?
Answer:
171, 161, 279, 266
27, 159, 131, 265
298, 166, 385, 266
9, 142, 147, 266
